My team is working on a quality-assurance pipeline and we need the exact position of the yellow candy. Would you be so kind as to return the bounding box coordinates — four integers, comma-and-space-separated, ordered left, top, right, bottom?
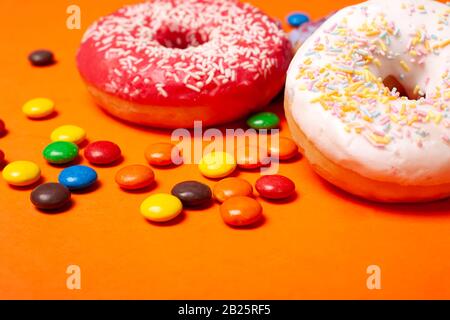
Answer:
22, 98, 55, 119
51, 125, 86, 144
140, 193, 183, 222
2, 161, 41, 186
198, 151, 236, 179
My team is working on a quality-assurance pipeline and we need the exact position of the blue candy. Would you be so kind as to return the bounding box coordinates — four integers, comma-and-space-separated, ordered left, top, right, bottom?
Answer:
287, 13, 310, 27
58, 165, 98, 190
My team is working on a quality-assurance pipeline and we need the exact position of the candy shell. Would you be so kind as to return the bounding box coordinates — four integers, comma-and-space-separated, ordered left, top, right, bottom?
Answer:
51, 125, 86, 145
22, 98, 55, 119
255, 175, 296, 200
58, 165, 97, 190
115, 165, 155, 190
140, 193, 183, 222
171, 181, 212, 207
236, 145, 268, 169
28, 49, 55, 67
30, 183, 71, 210
198, 151, 236, 179
43, 141, 79, 164
287, 12, 310, 27
213, 177, 253, 203
246, 112, 280, 130
145, 143, 182, 166
85, 140, 122, 165
2, 160, 41, 187
0, 119, 6, 135
269, 137, 299, 160
220, 196, 263, 227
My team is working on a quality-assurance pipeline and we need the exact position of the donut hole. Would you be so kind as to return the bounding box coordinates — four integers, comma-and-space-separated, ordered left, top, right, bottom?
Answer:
382, 75, 423, 100
155, 26, 209, 49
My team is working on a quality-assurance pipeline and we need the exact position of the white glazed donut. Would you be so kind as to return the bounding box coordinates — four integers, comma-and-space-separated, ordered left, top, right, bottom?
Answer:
285, 0, 450, 202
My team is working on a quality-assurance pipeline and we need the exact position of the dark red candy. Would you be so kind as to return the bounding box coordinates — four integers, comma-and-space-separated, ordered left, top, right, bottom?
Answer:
171, 181, 212, 207
0, 149, 5, 165
255, 175, 296, 200
84, 140, 122, 165
0, 119, 6, 136
28, 50, 55, 66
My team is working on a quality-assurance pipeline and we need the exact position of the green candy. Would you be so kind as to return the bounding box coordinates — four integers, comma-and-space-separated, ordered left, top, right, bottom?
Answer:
246, 112, 280, 130
43, 141, 79, 164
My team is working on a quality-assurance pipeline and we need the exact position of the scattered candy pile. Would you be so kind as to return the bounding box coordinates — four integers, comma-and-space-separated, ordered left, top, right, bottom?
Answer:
1, 113, 299, 227
0, 42, 303, 228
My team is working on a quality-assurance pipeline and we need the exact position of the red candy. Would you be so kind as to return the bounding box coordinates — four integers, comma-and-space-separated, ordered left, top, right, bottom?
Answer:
0, 149, 4, 165
0, 119, 5, 136
255, 175, 296, 200
84, 140, 122, 165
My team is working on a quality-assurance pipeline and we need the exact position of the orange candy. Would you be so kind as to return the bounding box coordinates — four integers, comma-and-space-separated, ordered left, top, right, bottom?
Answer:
115, 164, 155, 190
213, 177, 253, 203
144, 143, 182, 167
236, 145, 268, 169
270, 136, 299, 160
220, 196, 263, 227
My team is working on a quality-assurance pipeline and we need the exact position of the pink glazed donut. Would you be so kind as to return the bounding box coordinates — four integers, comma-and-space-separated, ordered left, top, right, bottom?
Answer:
77, 0, 292, 128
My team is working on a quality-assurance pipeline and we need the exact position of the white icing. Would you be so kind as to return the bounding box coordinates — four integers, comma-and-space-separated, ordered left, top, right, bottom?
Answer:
286, 0, 450, 186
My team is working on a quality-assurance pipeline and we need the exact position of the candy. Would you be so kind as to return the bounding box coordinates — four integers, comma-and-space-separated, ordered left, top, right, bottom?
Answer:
213, 177, 253, 203
220, 196, 263, 227
58, 165, 97, 190
43, 141, 78, 164
198, 151, 236, 179
30, 182, 71, 210
28, 49, 55, 67
0, 149, 4, 165
270, 137, 299, 160
171, 181, 212, 207
0, 119, 6, 136
140, 193, 183, 222
115, 165, 155, 190
22, 98, 55, 119
236, 145, 267, 169
287, 13, 310, 27
145, 142, 181, 166
246, 112, 280, 130
84, 140, 122, 165
255, 175, 296, 200
51, 125, 86, 145
2, 160, 41, 187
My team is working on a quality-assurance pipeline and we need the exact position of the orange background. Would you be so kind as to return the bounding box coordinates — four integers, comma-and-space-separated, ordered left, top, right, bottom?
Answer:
1, 0, 450, 300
